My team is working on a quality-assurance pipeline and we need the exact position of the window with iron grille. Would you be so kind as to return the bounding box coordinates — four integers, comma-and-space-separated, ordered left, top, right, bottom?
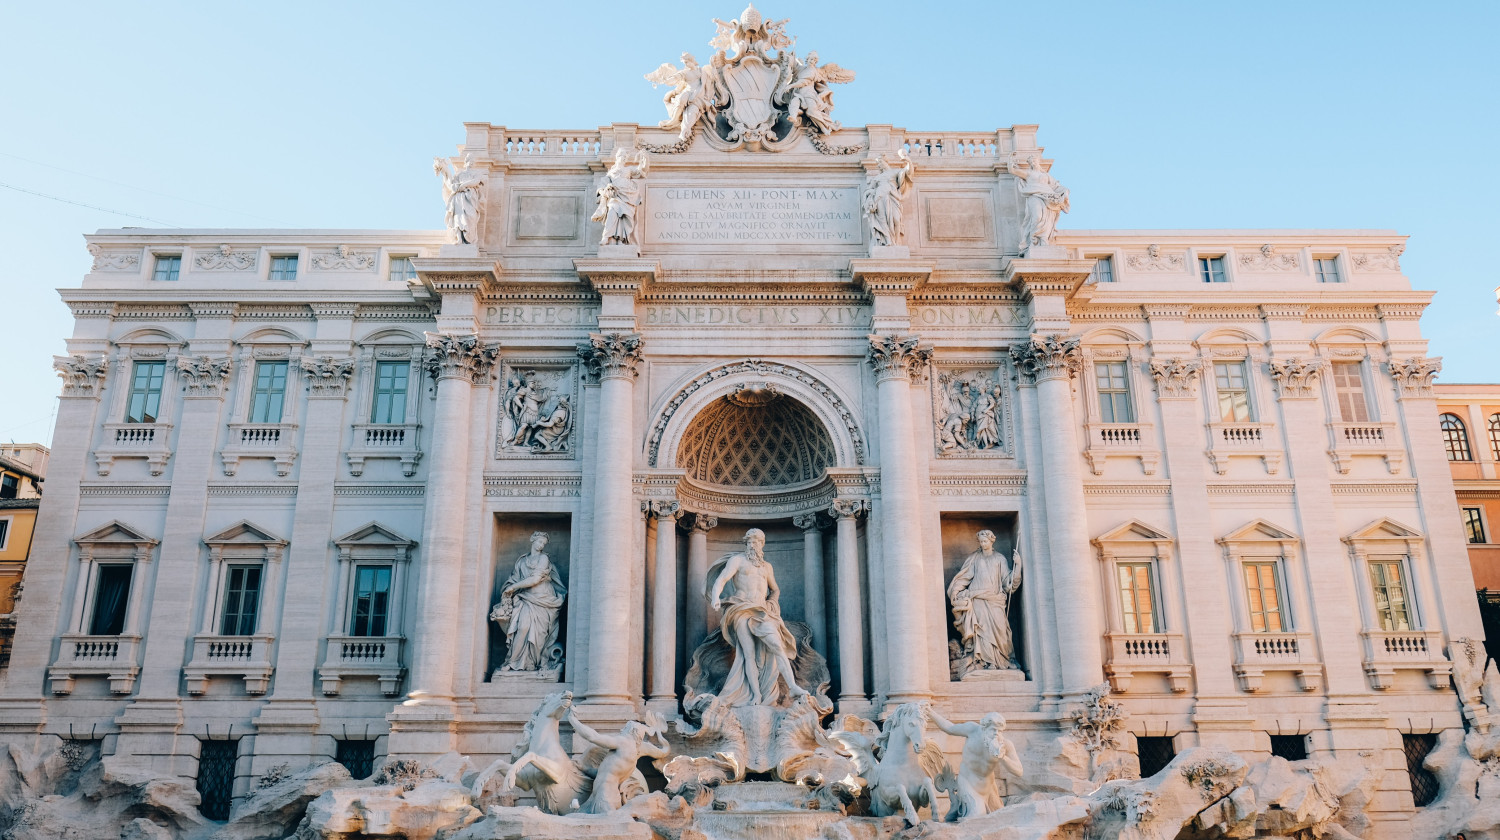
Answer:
1269, 734, 1308, 761
335, 739, 378, 780
196, 739, 239, 821
1463, 507, 1487, 545
1440, 413, 1471, 461
152, 254, 181, 282
1136, 736, 1175, 778
1402, 733, 1439, 807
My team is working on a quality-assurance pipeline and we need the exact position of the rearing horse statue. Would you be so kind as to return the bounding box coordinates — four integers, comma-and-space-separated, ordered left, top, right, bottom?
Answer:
864, 702, 948, 825
472, 690, 592, 814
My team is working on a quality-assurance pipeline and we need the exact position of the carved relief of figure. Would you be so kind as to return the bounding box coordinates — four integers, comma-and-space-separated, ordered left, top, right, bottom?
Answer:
779, 51, 855, 134
508, 376, 545, 447
928, 708, 1022, 821
530, 397, 572, 453
971, 384, 1002, 450
490, 532, 566, 672
501, 369, 574, 454
948, 532, 1022, 674
862, 150, 914, 247
935, 373, 1004, 454
1014, 155, 1069, 253
567, 709, 670, 813
592, 148, 650, 246
433, 155, 485, 245
937, 378, 974, 453
646, 53, 725, 141
707, 528, 810, 707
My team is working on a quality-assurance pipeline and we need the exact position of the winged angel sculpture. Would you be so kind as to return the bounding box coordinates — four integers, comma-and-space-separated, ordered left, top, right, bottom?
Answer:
643, 5, 857, 152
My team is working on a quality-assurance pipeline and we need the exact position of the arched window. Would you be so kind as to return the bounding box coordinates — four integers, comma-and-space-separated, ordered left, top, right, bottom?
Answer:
1490, 413, 1500, 460
1440, 414, 1471, 461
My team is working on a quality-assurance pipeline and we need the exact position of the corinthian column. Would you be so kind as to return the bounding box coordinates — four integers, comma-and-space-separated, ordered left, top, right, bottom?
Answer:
793, 513, 826, 655
867, 334, 933, 703
406, 333, 497, 707
1011, 333, 1103, 695
578, 332, 643, 704
829, 498, 867, 709
647, 500, 682, 711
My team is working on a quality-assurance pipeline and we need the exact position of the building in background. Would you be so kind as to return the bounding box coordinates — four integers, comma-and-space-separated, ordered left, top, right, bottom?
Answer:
1434, 383, 1500, 661
0, 443, 46, 666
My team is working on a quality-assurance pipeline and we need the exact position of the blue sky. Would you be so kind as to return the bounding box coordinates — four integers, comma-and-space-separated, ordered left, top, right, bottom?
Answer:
2, 1, 1496, 446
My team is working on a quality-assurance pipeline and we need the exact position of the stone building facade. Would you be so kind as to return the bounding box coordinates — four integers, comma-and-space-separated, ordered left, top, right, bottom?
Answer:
0, 45, 1487, 837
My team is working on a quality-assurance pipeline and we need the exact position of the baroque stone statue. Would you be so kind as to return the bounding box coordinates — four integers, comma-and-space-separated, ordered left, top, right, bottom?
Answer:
707, 528, 808, 707
862, 150, 914, 247
1014, 154, 1070, 253
928, 707, 1023, 821
592, 148, 650, 246
645, 52, 724, 141
433, 155, 485, 245
489, 532, 566, 674
948, 531, 1023, 676
567, 708, 670, 813
779, 51, 855, 135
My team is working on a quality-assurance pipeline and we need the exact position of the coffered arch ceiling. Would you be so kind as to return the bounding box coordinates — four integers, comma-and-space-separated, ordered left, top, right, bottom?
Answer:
677, 391, 837, 488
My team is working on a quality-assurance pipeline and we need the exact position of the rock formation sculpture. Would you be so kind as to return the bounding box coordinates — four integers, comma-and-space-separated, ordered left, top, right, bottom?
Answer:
947, 532, 1023, 676
489, 531, 566, 673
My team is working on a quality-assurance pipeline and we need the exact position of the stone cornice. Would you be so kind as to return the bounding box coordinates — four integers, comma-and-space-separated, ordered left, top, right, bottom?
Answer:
411, 256, 501, 296
573, 258, 659, 296
1002, 257, 1094, 300
849, 259, 934, 297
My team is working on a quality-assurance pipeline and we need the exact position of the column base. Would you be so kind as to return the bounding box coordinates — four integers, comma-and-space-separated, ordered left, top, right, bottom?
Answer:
837, 696, 876, 719
645, 697, 680, 720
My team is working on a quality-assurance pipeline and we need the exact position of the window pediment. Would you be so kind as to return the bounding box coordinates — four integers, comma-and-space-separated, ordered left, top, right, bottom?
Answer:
76, 520, 158, 549
205, 521, 287, 548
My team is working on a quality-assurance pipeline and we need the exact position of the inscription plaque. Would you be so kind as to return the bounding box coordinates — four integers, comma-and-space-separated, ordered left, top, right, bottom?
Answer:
646, 187, 862, 245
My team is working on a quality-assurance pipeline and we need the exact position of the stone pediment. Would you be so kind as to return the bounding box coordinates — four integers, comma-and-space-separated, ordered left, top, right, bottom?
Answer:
204, 520, 287, 547
1093, 519, 1173, 547
1218, 519, 1298, 546
334, 522, 416, 550
74, 520, 157, 547
1343, 517, 1422, 546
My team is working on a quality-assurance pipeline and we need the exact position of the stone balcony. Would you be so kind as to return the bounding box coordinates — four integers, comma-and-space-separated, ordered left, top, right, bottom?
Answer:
317, 635, 405, 696
1207, 421, 1281, 475
1232, 630, 1321, 692
220, 422, 299, 477
1359, 628, 1450, 690
48, 634, 142, 695
94, 423, 173, 476
347, 423, 422, 477
1083, 423, 1159, 476
184, 634, 275, 695
1103, 632, 1191, 693
1327, 421, 1403, 475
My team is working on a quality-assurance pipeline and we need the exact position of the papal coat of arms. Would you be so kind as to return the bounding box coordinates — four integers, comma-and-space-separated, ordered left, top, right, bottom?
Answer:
644, 5, 857, 153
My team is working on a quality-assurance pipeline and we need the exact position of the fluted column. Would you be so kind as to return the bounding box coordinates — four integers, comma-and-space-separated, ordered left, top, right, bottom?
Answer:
1011, 334, 1103, 695
830, 498, 867, 707
867, 333, 932, 703
648, 500, 682, 708
406, 333, 497, 706
578, 332, 643, 704
685, 513, 718, 651
793, 513, 826, 655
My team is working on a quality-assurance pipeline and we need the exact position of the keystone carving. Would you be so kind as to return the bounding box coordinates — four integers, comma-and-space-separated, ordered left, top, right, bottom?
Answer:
54, 354, 108, 398
424, 332, 500, 384
175, 355, 232, 398
1388, 356, 1441, 398
1010, 334, 1081, 383
300, 356, 356, 397
578, 332, 644, 381
1148, 358, 1201, 399
866, 334, 931, 382
1267, 357, 1325, 399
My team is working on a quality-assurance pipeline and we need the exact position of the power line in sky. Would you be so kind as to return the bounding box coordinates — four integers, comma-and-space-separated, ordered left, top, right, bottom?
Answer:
0, 180, 181, 227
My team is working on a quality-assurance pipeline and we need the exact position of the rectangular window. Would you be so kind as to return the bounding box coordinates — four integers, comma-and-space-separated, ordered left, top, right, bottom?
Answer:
1091, 256, 1114, 283
1314, 257, 1341, 283
1368, 559, 1412, 631
152, 255, 181, 282
1199, 256, 1228, 283
268, 255, 298, 281
1095, 362, 1135, 423
1269, 734, 1309, 761
371, 361, 409, 424
1463, 507, 1487, 544
126, 361, 166, 423
1331, 361, 1371, 422
89, 564, 133, 636
389, 256, 417, 283
1243, 561, 1286, 632
1136, 736, 1176, 778
249, 361, 288, 423
219, 565, 262, 636
0, 518, 9, 549
1116, 562, 1159, 634
350, 566, 392, 637
0, 474, 16, 499
1214, 361, 1254, 422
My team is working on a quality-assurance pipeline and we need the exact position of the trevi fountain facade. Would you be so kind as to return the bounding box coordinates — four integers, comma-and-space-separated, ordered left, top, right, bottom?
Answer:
1, 8, 1497, 840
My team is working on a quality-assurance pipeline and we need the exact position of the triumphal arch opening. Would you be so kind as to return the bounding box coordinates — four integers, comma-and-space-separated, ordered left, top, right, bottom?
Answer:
5, 6, 1496, 839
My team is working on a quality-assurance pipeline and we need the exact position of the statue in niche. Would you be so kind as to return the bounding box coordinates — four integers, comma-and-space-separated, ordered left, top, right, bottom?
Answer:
935, 372, 1004, 454
1013, 154, 1070, 254
567, 708, 669, 814
862, 149, 914, 247
501, 369, 573, 453
489, 532, 566, 674
592, 148, 650, 246
645, 53, 725, 141
948, 531, 1023, 677
433, 154, 485, 245
707, 528, 808, 707
927, 707, 1023, 821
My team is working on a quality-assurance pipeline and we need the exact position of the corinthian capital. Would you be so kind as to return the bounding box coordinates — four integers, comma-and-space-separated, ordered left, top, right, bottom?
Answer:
1148, 357, 1201, 399
578, 332, 643, 381
1267, 357, 1326, 400
176, 355, 233, 398
1010, 334, 1081, 383
299, 356, 355, 397
867, 334, 931, 383
1388, 356, 1441, 398
53, 354, 108, 398
423, 332, 499, 384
